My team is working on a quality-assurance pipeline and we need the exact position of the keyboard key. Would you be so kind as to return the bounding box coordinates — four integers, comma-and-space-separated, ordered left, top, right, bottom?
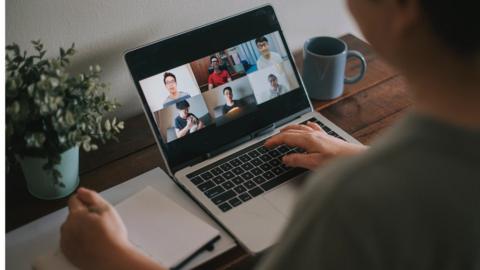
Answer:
212, 190, 236, 205
322, 126, 332, 132
234, 185, 247, 194
201, 171, 213, 180
219, 203, 232, 212
198, 180, 215, 192
269, 159, 281, 167
241, 171, 254, 180
251, 168, 263, 176
205, 186, 225, 198
232, 176, 244, 185
244, 180, 256, 189
222, 181, 235, 190
190, 176, 203, 185
232, 167, 245, 175
241, 162, 254, 171
220, 163, 233, 171
261, 168, 307, 191
212, 175, 225, 185
263, 171, 276, 180
239, 193, 252, 202
211, 167, 223, 176
248, 150, 260, 158
257, 146, 268, 154
272, 166, 286, 175
230, 158, 242, 167
277, 145, 290, 153
260, 163, 272, 171
260, 154, 272, 162
239, 154, 251, 162
251, 158, 262, 166
222, 171, 235, 179
229, 197, 242, 207
249, 187, 264, 197
268, 149, 281, 158
253, 176, 266, 184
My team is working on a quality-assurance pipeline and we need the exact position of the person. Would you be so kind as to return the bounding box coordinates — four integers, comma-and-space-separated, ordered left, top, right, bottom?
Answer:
221, 86, 243, 115
207, 55, 232, 90
173, 100, 204, 138
267, 74, 288, 99
60, 1, 480, 269
162, 72, 191, 108
255, 36, 283, 69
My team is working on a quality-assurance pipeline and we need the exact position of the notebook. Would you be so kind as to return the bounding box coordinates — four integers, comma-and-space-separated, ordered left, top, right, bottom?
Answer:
33, 186, 220, 270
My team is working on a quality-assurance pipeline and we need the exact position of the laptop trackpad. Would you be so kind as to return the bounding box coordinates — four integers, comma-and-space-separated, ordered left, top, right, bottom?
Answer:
264, 179, 303, 217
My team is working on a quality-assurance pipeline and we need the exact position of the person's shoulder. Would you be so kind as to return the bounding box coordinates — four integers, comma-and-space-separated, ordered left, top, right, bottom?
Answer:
305, 142, 420, 210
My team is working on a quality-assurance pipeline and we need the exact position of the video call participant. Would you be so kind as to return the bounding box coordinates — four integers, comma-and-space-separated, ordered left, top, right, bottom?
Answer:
174, 100, 204, 139
268, 74, 288, 98
255, 36, 283, 69
162, 72, 191, 107
208, 56, 232, 90
222, 86, 243, 115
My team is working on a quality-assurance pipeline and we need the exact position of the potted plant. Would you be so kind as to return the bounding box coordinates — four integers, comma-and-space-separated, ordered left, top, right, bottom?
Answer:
6, 40, 124, 200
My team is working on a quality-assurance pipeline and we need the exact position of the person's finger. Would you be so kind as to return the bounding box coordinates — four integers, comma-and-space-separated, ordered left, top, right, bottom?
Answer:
264, 132, 313, 149
305, 121, 324, 132
76, 187, 109, 209
280, 124, 313, 132
282, 153, 324, 170
68, 194, 86, 212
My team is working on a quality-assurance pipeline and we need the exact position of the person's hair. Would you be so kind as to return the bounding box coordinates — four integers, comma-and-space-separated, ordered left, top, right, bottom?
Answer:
210, 55, 219, 63
223, 87, 232, 94
255, 36, 268, 45
175, 100, 190, 110
268, 74, 277, 81
419, 0, 479, 55
163, 72, 176, 84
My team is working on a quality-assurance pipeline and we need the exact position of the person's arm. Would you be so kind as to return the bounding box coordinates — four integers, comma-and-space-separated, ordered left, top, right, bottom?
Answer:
175, 118, 193, 138
61, 188, 167, 270
264, 121, 368, 170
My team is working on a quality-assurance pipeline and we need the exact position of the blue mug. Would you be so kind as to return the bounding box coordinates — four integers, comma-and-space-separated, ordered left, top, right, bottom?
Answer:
303, 36, 367, 100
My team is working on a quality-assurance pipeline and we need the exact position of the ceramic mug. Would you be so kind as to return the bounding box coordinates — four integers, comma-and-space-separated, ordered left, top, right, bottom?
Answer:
303, 36, 367, 100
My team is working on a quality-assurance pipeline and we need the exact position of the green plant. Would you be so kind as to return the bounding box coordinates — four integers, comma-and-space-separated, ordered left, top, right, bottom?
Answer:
6, 40, 124, 186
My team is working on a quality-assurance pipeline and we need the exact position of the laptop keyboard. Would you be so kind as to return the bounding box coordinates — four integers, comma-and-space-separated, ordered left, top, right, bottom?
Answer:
186, 118, 345, 212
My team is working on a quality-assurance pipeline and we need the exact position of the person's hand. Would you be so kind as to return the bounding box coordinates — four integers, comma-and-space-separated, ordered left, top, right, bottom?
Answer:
60, 187, 133, 270
186, 117, 194, 129
265, 121, 368, 170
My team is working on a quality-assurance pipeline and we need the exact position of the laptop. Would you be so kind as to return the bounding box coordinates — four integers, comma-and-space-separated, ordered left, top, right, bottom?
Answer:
124, 5, 362, 254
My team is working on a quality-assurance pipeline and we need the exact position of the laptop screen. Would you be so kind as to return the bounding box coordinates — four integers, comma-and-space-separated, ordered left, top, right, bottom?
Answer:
125, 6, 311, 172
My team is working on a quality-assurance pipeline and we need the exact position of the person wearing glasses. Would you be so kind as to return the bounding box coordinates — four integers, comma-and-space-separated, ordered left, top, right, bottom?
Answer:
162, 72, 191, 107
267, 74, 288, 99
208, 55, 232, 90
255, 36, 283, 69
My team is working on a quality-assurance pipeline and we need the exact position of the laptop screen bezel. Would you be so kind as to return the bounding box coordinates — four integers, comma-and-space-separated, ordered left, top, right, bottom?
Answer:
124, 5, 313, 174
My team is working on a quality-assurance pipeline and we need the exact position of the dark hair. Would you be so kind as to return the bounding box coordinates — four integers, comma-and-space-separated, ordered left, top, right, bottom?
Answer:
223, 87, 232, 94
419, 0, 479, 55
163, 72, 176, 84
255, 36, 268, 45
175, 100, 190, 110
268, 74, 277, 81
210, 55, 219, 63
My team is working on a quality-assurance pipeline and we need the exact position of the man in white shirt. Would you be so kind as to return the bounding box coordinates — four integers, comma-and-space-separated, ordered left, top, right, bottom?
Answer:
268, 74, 288, 99
255, 36, 283, 69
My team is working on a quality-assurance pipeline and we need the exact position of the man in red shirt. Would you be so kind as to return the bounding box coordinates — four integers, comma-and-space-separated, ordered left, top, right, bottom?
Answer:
208, 55, 231, 90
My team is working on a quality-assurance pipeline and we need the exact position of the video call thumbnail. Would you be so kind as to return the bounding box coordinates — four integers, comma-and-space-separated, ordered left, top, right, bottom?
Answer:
139, 31, 300, 143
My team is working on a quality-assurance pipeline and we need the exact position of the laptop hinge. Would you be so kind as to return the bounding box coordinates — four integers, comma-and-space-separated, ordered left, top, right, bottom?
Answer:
205, 134, 251, 159
251, 123, 276, 139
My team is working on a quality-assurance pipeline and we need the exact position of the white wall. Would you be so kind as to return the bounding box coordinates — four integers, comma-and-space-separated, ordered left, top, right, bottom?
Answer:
6, 0, 362, 120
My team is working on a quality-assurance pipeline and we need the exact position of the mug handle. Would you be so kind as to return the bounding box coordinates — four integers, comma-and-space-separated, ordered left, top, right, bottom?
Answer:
344, 50, 367, 84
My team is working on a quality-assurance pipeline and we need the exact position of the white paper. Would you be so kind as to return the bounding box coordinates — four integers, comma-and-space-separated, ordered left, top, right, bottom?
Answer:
33, 186, 220, 269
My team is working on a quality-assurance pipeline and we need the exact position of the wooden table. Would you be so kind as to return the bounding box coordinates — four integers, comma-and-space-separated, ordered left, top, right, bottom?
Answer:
6, 34, 413, 269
